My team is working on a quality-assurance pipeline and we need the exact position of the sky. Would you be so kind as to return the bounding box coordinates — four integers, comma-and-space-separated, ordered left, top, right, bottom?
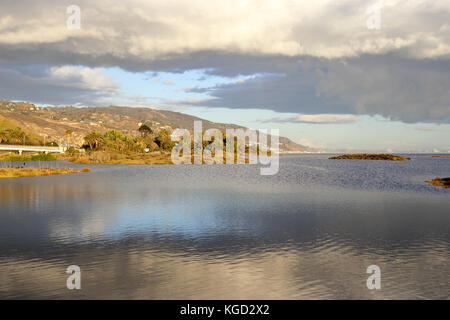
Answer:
0, 0, 449, 152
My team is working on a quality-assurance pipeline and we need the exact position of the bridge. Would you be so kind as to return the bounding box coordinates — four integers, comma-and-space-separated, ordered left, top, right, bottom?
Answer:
0, 144, 65, 155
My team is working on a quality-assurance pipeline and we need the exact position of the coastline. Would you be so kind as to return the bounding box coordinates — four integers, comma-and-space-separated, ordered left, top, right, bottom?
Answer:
0, 167, 90, 179
60, 152, 174, 165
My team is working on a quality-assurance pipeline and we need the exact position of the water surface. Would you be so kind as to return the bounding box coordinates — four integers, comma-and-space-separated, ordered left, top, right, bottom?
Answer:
0, 154, 449, 299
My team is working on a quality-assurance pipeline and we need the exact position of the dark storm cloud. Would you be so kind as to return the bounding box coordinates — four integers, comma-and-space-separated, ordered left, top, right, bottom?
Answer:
185, 56, 450, 123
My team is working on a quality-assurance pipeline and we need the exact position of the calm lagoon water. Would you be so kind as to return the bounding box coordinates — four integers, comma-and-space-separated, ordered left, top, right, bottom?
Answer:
0, 154, 449, 299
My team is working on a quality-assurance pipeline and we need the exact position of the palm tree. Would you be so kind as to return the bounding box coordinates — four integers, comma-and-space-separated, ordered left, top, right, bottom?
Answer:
138, 124, 153, 137
0, 131, 7, 144
11, 128, 24, 144
84, 131, 104, 150
65, 130, 73, 147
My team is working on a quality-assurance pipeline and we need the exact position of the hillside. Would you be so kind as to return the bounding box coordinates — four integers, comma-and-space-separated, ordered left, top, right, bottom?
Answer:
0, 100, 315, 152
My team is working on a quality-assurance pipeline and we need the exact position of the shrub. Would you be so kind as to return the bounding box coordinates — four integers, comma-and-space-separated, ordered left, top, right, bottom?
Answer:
66, 147, 79, 156
155, 129, 175, 150
31, 153, 57, 161
3, 155, 30, 161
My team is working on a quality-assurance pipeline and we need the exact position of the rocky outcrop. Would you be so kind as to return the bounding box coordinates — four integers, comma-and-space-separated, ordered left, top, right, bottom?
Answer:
426, 177, 450, 189
329, 154, 411, 161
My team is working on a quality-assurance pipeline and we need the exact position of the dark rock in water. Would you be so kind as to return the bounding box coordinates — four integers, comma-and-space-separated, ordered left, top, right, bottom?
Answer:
329, 154, 410, 161
426, 177, 450, 189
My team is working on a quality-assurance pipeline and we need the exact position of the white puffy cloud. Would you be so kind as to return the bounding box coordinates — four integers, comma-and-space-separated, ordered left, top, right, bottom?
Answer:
0, 0, 449, 123
0, 64, 119, 105
298, 138, 328, 150
49, 66, 118, 91
0, 0, 449, 65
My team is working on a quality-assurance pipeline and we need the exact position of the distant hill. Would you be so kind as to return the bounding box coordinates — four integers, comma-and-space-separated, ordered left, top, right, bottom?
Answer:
0, 100, 316, 152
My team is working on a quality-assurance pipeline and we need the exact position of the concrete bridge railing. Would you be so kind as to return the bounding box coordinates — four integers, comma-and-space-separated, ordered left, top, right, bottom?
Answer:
0, 144, 65, 155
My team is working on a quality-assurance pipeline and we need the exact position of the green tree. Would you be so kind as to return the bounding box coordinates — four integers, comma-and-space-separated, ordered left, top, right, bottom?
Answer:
143, 136, 158, 151
155, 129, 175, 150
65, 129, 73, 146
11, 127, 25, 144
84, 131, 104, 150
138, 124, 153, 137
104, 130, 126, 152
0, 130, 7, 144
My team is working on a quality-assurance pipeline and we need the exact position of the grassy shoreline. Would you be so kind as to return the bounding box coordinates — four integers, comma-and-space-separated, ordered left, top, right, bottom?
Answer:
58, 151, 256, 165
0, 167, 90, 179
59, 152, 173, 165
2, 151, 255, 165
0, 154, 57, 162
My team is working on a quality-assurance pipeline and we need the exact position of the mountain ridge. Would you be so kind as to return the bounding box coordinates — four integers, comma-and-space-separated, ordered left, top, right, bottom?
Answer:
0, 100, 316, 153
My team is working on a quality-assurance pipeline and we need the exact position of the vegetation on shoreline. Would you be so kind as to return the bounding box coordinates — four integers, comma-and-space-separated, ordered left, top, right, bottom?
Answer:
62, 151, 174, 164
82, 127, 174, 154
329, 154, 411, 161
0, 117, 58, 146
1, 118, 276, 165
426, 177, 450, 189
62, 128, 271, 165
0, 125, 41, 146
0, 153, 57, 162
61, 128, 176, 164
0, 167, 90, 179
